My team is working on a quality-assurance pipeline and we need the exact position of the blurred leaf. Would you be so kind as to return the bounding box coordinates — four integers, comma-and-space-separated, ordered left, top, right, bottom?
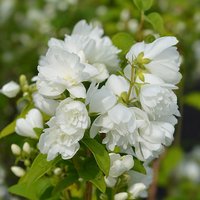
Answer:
133, 159, 146, 174
112, 32, 135, 56
52, 172, 79, 195
0, 103, 33, 139
184, 92, 200, 110
75, 158, 106, 193
34, 128, 43, 138
21, 154, 61, 185
145, 12, 165, 34
144, 34, 156, 43
133, 0, 154, 11
9, 177, 51, 200
82, 137, 110, 176
158, 147, 183, 186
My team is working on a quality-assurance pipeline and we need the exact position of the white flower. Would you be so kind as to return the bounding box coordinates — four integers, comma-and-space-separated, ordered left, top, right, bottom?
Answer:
11, 144, 21, 155
126, 36, 182, 84
105, 75, 129, 97
15, 109, 43, 139
90, 104, 137, 151
37, 48, 90, 98
0, 81, 20, 98
114, 192, 128, 200
48, 20, 120, 82
33, 92, 59, 116
133, 107, 174, 161
38, 98, 90, 161
139, 84, 180, 120
88, 85, 117, 114
105, 153, 134, 187
128, 167, 153, 199
11, 166, 25, 177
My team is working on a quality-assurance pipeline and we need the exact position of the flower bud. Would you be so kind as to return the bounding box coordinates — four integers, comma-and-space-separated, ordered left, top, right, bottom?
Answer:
11, 166, 25, 177
53, 167, 62, 176
22, 142, 31, 154
114, 192, 128, 200
24, 159, 30, 167
11, 144, 21, 155
0, 81, 20, 98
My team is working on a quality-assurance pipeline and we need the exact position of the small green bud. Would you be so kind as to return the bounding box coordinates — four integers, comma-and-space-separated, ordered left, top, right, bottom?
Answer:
120, 91, 128, 102
24, 159, 30, 166
138, 71, 145, 82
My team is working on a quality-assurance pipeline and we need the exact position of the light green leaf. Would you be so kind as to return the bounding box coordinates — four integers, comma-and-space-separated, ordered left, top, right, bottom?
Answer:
133, 159, 146, 174
133, 0, 154, 11
184, 92, 200, 110
9, 177, 51, 200
112, 32, 135, 55
158, 147, 183, 186
21, 154, 61, 185
133, 0, 143, 10
82, 137, 110, 176
0, 103, 33, 139
33, 128, 43, 137
145, 12, 165, 34
143, 0, 154, 11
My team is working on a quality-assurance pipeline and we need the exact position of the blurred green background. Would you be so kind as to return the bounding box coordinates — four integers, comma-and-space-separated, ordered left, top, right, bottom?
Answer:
0, 0, 200, 199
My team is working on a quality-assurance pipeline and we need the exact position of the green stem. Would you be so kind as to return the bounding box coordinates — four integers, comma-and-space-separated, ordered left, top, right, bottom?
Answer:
126, 65, 136, 104
137, 11, 145, 41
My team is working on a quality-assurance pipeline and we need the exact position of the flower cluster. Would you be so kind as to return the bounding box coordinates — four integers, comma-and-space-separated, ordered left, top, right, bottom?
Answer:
0, 20, 181, 199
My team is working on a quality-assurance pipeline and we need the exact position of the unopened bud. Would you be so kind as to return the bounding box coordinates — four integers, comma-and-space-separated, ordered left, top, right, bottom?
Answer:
53, 167, 62, 176
11, 144, 21, 155
24, 159, 30, 167
11, 166, 25, 177
23, 142, 31, 154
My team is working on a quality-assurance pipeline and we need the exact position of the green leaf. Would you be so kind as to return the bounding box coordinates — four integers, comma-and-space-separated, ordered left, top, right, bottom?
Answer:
158, 147, 183, 186
9, 177, 51, 200
143, 0, 154, 11
133, 0, 154, 11
133, 159, 146, 174
0, 103, 33, 139
53, 172, 79, 194
75, 158, 106, 193
21, 154, 61, 185
184, 92, 200, 110
82, 137, 110, 176
145, 12, 165, 34
112, 32, 135, 55
133, 0, 143, 10
33, 128, 43, 137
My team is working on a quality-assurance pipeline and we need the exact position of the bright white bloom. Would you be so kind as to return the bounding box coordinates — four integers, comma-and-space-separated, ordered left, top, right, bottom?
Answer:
128, 167, 153, 199
22, 142, 31, 154
15, 109, 43, 139
0, 81, 20, 98
11, 144, 21, 155
133, 108, 174, 161
33, 92, 59, 116
139, 84, 180, 120
126, 36, 182, 84
53, 167, 62, 176
114, 192, 128, 200
38, 98, 90, 161
48, 20, 120, 82
11, 166, 25, 177
105, 75, 129, 97
90, 104, 137, 151
88, 86, 117, 114
37, 48, 91, 98
105, 153, 134, 187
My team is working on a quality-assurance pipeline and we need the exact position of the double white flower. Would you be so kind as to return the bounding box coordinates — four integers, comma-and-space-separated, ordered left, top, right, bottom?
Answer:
38, 98, 90, 161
